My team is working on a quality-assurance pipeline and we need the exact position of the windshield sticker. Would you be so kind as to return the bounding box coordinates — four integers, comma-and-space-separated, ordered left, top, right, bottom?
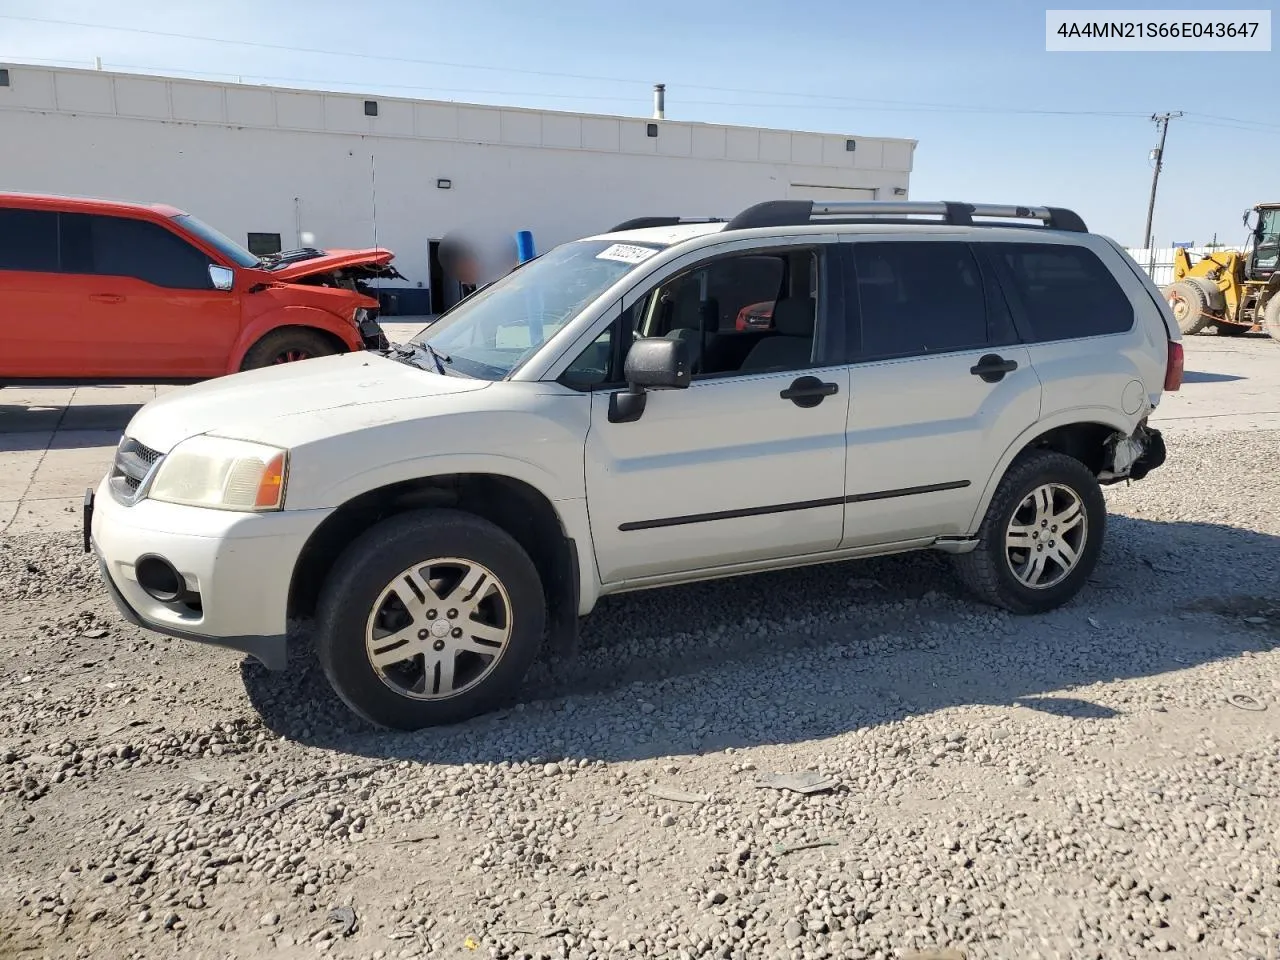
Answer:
596, 243, 659, 265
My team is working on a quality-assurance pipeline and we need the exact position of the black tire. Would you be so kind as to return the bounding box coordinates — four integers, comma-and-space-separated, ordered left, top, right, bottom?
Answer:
1263, 296, 1280, 344
953, 450, 1106, 615
314, 508, 545, 730
239, 328, 339, 371
1164, 280, 1214, 336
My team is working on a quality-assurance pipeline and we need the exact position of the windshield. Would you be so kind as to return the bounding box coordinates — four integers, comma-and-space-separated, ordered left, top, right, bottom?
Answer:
413, 238, 662, 380
173, 213, 261, 269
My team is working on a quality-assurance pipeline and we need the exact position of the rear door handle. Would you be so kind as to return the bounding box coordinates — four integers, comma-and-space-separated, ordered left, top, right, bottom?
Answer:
90, 294, 124, 304
780, 375, 839, 408
969, 353, 1018, 383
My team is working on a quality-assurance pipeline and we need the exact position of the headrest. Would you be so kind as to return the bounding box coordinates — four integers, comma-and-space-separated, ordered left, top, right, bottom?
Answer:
772, 297, 815, 336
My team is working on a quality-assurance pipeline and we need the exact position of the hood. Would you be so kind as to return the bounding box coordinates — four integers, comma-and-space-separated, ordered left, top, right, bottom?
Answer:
268, 247, 397, 282
125, 351, 489, 453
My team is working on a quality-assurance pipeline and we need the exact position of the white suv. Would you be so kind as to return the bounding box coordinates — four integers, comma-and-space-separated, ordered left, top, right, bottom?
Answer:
86, 200, 1183, 730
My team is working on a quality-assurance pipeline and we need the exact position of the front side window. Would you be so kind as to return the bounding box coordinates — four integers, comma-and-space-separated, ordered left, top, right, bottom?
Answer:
61, 214, 215, 289
992, 242, 1134, 341
0, 208, 59, 272
853, 241, 989, 361
416, 239, 663, 381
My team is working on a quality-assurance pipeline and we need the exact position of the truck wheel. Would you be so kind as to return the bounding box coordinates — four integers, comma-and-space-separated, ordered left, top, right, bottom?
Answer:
314, 508, 546, 730
1164, 280, 1214, 335
1264, 296, 1280, 343
953, 450, 1106, 615
240, 329, 338, 370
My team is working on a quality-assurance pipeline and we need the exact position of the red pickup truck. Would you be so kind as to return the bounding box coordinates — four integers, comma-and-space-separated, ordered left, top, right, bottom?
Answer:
0, 192, 400, 384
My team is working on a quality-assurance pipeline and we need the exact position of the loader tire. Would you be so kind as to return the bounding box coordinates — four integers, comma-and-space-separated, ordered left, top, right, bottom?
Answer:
1263, 296, 1280, 344
1165, 280, 1214, 336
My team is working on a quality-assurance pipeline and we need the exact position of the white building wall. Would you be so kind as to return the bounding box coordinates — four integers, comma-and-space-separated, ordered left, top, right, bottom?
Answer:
0, 66, 916, 291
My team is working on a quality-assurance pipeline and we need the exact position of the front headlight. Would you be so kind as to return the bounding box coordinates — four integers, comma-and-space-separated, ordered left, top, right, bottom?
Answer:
147, 436, 289, 512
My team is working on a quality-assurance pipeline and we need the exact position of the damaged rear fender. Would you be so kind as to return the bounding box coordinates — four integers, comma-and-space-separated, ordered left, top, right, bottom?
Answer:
966, 409, 1147, 534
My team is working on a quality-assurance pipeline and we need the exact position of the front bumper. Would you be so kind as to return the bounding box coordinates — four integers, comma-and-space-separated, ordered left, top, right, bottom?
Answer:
359, 315, 389, 351
86, 480, 332, 670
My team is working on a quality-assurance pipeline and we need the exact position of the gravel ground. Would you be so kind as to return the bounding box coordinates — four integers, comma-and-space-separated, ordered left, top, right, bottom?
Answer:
1, 428, 1278, 960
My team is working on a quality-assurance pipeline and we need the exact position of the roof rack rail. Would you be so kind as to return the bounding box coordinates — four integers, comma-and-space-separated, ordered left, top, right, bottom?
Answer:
723, 200, 1088, 233
608, 216, 727, 232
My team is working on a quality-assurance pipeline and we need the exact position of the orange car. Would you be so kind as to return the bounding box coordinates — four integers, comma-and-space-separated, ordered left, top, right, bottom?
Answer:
0, 192, 399, 384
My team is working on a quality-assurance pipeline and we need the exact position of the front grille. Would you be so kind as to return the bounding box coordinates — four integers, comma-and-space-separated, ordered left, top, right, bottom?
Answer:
109, 438, 163, 503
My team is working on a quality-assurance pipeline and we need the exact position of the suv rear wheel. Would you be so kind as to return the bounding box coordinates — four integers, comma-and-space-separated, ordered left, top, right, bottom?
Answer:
953, 450, 1106, 614
314, 508, 546, 730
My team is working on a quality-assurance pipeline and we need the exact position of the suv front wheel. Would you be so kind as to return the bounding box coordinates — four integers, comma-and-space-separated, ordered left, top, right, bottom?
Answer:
314, 508, 546, 729
953, 450, 1106, 614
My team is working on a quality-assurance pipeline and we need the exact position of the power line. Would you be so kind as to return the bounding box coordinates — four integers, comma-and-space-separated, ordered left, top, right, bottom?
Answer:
0, 15, 1167, 119
1, 52, 1154, 122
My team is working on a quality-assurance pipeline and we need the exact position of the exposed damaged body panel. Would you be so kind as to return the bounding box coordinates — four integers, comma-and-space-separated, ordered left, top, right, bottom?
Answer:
266, 247, 406, 297
1099, 422, 1166, 485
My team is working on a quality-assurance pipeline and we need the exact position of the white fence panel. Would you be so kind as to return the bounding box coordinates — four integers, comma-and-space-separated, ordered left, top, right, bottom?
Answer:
1123, 246, 1218, 287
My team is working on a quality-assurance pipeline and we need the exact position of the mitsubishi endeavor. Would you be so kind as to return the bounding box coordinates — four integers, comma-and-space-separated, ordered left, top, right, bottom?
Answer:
86, 199, 1180, 730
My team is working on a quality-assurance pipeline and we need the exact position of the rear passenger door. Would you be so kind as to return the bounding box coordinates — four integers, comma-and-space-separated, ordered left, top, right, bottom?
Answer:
58, 213, 240, 378
838, 239, 1042, 548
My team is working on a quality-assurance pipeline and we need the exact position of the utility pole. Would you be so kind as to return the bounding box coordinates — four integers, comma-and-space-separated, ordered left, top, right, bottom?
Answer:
1142, 112, 1182, 251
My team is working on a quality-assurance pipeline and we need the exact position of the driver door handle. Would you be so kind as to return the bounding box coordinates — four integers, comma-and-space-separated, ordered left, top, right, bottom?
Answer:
780, 375, 839, 408
969, 353, 1018, 383
90, 294, 124, 304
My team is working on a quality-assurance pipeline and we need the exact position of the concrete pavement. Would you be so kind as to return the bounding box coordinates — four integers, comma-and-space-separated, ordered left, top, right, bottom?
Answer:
1, 329, 1275, 536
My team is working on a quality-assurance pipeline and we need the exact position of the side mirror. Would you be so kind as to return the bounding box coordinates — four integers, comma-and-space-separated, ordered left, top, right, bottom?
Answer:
609, 337, 693, 424
209, 264, 235, 291
623, 337, 693, 389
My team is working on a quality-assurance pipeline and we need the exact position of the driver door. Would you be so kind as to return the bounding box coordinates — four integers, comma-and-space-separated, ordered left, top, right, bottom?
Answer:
579, 241, 851, 586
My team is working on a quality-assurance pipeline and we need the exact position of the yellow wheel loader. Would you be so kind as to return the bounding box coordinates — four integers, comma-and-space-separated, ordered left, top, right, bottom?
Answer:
1162, 202, 1280, 341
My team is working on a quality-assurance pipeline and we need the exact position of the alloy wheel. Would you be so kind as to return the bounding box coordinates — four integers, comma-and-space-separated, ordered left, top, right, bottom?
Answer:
1004, 483, 1088, 590
364, 558, 512, 700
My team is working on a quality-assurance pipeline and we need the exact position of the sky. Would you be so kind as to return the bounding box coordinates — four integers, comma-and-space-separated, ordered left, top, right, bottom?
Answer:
2, 0, 1278, 248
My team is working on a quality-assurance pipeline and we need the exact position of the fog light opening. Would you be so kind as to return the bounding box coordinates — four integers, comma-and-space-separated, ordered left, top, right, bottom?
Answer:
135, 555, 185, 603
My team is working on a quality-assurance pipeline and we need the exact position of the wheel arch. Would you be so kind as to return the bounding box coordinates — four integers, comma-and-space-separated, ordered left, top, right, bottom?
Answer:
288, 472, 588, 658
967, 411, 1132, 535
226, 307, 363, 374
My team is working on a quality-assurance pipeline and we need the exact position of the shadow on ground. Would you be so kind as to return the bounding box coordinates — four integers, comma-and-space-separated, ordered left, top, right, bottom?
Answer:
0, 403, 141, 440
1182, 370, 1246, 384
239, 516, 1280, 765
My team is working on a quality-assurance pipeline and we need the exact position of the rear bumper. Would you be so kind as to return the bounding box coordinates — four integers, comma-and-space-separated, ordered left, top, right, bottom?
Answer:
1100, 422, 1166, 485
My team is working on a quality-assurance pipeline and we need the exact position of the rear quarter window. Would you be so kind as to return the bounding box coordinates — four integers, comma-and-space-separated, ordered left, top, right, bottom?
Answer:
0, 208, 59, 272
991, 242, 1134, 341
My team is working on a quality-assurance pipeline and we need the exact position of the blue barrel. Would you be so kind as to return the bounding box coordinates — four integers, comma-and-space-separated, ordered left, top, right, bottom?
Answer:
515, 230, 536, 264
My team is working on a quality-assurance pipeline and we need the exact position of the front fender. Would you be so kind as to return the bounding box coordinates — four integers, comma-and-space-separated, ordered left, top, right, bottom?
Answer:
312, 453, 598, 614
965, 406, 1136, 534
226, 305, 365, 374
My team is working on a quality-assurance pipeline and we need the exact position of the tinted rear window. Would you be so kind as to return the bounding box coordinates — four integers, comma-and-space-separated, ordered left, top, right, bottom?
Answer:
992, 243, 1134, 341
0, 208, 59, 272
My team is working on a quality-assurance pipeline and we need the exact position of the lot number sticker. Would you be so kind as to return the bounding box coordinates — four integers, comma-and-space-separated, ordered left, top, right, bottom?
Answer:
596, 243, 659, 264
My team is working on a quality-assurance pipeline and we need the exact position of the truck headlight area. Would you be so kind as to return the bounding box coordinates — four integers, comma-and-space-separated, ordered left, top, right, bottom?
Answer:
147, 436, 289, 512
